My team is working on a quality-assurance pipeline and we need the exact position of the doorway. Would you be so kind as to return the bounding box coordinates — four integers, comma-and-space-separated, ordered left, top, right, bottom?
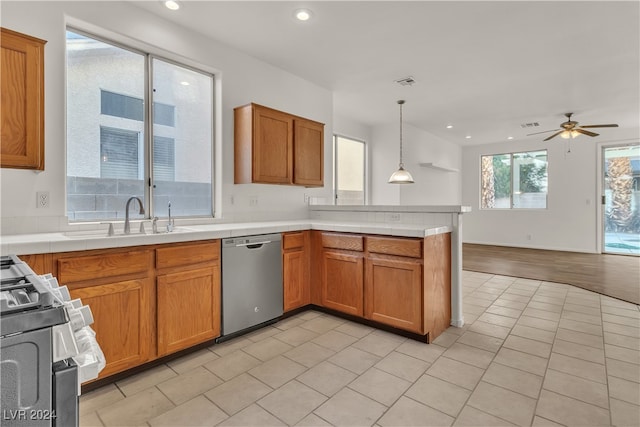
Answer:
602, 143, 640, 255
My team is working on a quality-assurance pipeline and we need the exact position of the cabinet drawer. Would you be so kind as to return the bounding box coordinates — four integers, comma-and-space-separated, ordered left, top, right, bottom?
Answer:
321, 233, 363, 252
367, 236, 422, 258
57, 250, 150, 284
283, 232, 305, 250
156, 241, 220, 269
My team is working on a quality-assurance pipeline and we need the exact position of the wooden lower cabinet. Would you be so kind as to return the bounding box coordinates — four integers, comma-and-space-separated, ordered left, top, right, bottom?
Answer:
157, 265, 220, 356
70, 278, 153, 378
17, 253, 52, 275
282, 231, 310, 312
282, 231, 311, 312
22, 240, 222, 381
365, 256, 423, 333
155, 240, 221, 357
283, 251, 307, 311
54, 248, 155, 380
313, 231, 451, 341
321, 250, 364, 316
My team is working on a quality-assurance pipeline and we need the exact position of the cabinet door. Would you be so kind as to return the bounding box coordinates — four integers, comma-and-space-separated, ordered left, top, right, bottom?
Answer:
365, 257, 423, 333
1, 28, 45, 170
253, 106, 293, 183
321, 251, 364, 316
283, 249, 309, 312
157, 265, 220, 356
70, 278, 153, 378
293, 118, 324, 186
18, 253, 52, 275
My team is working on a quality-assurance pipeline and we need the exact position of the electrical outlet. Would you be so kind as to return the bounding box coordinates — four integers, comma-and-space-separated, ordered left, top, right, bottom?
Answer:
36, 191, 50, 209
388, 213, 401, 222
249, 196, 259, 206
304, 193, 310, 204
526, 234, 532, 241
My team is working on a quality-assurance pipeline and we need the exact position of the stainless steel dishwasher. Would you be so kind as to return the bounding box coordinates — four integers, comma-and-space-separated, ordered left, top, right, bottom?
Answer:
221, 233, 283, 338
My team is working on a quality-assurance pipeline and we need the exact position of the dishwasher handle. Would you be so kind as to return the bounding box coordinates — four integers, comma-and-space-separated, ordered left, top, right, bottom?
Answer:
235, 240, 272, 248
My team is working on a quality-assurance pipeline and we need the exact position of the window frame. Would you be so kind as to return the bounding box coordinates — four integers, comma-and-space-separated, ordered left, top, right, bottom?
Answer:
66, 27, 216, 221
479, 149, 548, 210
333, 134, 367, 206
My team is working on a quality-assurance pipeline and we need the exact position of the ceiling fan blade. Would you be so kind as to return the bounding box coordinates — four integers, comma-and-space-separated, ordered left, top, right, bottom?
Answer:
579, 124, 619, 128
543, 130, 564, 141
527, 129, 559, 136
575, 128, 599, 137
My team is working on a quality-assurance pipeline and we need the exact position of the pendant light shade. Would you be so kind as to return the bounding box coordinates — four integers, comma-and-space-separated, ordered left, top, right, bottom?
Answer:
388, 100, 414, 184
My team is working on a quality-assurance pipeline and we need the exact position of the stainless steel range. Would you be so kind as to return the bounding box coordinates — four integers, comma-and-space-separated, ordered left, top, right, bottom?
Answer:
0, 255, 78, 427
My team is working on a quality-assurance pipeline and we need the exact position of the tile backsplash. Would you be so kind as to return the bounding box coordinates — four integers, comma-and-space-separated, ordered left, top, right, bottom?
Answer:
309, 209, 455, 228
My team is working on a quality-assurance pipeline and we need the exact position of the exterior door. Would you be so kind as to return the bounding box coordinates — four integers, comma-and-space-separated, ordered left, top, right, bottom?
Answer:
602, 144, 640, 255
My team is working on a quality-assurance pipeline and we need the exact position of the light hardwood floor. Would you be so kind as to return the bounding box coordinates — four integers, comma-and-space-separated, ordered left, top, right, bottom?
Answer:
463, 244, 640, 304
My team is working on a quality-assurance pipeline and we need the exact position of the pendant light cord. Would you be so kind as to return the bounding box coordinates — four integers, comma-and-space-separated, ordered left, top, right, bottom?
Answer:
398, 100, 405, 168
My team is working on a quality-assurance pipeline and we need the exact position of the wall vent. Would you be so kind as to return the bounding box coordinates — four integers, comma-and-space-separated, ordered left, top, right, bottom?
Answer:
395, 76, 416, 86
520, 122, 540, 128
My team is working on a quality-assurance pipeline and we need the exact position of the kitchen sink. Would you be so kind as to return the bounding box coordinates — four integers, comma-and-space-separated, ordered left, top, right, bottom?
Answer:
63, 226, 197, 239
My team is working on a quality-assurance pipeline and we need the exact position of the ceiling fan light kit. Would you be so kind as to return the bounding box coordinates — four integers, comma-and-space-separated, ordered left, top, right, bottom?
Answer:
389, 100, 415, 184
527, 112, 619, 141
560, 130, 580, 139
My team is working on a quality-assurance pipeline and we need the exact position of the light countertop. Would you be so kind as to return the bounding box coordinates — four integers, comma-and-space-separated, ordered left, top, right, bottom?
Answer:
0, 220, 452, 256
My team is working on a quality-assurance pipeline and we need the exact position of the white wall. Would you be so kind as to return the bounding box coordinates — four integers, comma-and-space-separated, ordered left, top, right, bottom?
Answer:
369, 122, 462, 206
399, 124, 462, 205
0, 1, 333, 233
462, 132, 639, 253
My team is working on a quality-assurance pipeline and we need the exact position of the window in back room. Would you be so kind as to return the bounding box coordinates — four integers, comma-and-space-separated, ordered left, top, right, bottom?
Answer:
66, 29, 214, 221
334, 135, 366, 205
480, 150, 548, 209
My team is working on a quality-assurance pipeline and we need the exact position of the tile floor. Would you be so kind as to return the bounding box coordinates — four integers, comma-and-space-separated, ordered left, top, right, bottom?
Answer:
80, 271, 640, 426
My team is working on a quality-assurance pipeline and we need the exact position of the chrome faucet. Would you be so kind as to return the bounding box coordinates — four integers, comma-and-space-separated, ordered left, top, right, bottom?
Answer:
166, 201, 174, 232
124, 196, 145, 234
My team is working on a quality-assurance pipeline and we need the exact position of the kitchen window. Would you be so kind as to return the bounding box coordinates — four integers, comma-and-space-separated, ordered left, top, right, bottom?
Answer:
66, 29, 213, 221
480, 150, 548, 209
334, 135, 366, 205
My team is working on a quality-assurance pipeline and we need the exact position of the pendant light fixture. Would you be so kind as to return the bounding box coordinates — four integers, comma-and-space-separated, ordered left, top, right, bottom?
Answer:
388, 100, 415, 184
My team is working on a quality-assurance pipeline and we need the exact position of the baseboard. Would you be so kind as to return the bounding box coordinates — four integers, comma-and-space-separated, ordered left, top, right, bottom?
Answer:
462, 240, 598, 254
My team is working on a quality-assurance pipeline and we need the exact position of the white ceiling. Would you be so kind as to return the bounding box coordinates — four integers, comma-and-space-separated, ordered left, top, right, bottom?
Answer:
133, 1, 640, 146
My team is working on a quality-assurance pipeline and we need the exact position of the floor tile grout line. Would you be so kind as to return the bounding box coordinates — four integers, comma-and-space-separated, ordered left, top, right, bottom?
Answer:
501, 276, 554, 426
453, 274, 535, 425
252, 378, 315, 426
600, 292, 615, 427
83, 280, 640, 427
531, 284, 600, 426
469, 275, 615, 425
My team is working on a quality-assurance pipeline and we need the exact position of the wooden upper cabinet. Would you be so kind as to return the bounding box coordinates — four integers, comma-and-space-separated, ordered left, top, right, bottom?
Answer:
234, 103, 324, 186
1, 28, 46, 170
253, 106, 293, 184
293, 118, 324, 186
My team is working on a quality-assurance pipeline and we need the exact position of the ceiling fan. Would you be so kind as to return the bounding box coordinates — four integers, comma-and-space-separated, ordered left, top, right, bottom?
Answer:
528, 113, 619, 141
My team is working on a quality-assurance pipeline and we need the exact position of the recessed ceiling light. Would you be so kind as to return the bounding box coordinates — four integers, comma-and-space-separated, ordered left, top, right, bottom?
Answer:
164, 0, 180, 11
507, 136, 514, 140
465, 135, 471, 139
446, 125, 453, 129
294, 8, 313, 21
180, 81, 190, 86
